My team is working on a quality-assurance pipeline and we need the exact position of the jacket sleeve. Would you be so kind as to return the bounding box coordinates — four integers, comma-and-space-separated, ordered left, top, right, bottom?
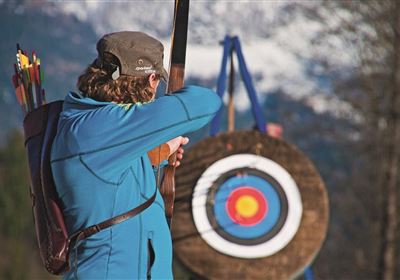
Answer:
59, 85, 221, 182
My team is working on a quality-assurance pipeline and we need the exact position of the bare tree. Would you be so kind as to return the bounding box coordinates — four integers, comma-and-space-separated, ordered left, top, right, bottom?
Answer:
318, 1, 400, 279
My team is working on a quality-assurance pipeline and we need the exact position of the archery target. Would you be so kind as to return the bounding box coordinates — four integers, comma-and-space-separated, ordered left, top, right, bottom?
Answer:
192, 154, 302, 258
172, 131, 329, 279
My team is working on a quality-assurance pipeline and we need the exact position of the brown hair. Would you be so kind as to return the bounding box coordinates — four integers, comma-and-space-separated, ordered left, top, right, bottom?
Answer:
77, 54, 160, 104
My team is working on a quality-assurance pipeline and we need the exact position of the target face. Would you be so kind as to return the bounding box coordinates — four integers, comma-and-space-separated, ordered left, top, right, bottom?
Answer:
192, 154, 302, 258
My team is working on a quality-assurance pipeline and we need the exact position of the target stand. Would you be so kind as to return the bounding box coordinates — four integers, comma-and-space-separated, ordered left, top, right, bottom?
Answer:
171, 36, 329, 279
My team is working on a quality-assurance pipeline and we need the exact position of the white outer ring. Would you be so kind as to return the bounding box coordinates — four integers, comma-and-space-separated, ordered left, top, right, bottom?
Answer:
192, 154, 302, 259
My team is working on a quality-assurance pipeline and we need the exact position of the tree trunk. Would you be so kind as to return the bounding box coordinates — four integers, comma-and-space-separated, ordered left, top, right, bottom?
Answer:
380, 3, 400, 279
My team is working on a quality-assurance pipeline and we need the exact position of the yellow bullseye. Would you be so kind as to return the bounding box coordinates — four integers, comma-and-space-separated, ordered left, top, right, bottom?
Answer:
235, 195, 259, 218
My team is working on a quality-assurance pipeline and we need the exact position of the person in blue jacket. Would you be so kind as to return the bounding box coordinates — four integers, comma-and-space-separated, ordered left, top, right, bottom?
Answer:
50, 31, 221, 279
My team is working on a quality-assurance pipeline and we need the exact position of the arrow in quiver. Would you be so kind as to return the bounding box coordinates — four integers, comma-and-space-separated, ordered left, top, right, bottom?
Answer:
172, 131, 329, 279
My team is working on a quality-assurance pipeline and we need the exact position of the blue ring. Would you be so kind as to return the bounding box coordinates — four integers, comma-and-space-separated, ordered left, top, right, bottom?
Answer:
213, 175, 281, 239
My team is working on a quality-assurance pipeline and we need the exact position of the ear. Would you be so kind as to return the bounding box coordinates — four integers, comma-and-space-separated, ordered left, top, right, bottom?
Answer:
148, 73, 159, 89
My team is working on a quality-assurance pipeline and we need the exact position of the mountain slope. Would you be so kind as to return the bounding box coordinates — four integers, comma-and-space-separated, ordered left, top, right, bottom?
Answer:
0, 4, 98, 143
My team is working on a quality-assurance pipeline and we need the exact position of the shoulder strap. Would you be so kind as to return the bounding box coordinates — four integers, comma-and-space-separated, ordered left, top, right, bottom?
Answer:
68, 188, 157, 247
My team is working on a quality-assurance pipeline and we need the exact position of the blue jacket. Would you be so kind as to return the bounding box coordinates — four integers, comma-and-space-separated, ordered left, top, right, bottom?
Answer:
50, 86, 221, 279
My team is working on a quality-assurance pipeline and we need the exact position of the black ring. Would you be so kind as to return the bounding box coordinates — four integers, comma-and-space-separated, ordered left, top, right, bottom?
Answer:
205, 167, 288, 246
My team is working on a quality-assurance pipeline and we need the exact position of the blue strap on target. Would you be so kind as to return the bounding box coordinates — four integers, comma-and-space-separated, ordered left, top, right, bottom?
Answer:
210, 35, 266, 136
233, 37, 266, 133
210, 36, 231, 136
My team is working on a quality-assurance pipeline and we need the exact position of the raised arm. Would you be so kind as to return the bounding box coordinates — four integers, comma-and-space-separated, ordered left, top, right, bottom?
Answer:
51, 86, 221, 181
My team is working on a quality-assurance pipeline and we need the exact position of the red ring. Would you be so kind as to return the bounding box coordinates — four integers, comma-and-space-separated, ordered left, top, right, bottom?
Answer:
226, 186, 268, 226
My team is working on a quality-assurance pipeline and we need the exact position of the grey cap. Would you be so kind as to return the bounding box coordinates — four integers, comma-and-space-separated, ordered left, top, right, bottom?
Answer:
96, 31, 168, 81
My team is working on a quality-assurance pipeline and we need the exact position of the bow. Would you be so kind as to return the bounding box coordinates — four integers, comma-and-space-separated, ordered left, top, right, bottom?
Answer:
161, 0, 190, 225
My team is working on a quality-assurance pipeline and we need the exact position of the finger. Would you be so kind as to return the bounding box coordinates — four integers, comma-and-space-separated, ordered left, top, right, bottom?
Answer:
174, 161, 181, 167
176, 153, 183, 160
178, 147, 184, 154
181, 137, 189, 145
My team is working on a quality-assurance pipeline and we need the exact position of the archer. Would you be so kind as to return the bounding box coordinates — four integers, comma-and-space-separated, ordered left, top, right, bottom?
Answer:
50, 31, 221, 279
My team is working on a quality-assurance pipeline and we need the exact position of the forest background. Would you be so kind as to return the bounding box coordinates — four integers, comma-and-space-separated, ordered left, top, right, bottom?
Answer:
0, 1, 399, 279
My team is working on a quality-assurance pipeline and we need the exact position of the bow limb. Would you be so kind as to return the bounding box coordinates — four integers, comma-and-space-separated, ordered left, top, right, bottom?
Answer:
160, 0, 190, 224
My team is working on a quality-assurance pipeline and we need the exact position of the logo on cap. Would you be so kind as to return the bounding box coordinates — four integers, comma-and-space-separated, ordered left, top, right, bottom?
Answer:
135, 66, 153, 71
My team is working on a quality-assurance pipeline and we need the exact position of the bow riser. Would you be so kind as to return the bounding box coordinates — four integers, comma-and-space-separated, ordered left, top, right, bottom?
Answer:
167, 64, 185, 93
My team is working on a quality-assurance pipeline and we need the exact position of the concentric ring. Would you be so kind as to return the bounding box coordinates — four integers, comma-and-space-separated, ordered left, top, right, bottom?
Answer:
226, 186, 267, 226
206, 168, 288, 244
192, 153, 303, 258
